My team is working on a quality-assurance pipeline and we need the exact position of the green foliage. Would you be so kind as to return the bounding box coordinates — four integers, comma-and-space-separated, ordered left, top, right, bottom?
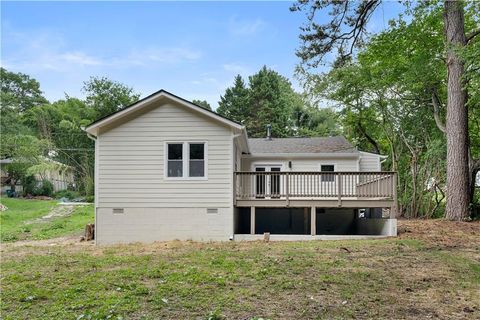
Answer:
22, 175, 38, 196
83, 76, 140, 119
192, 99, 212, 110
247, 66, 301, 137
301, 5, 469, 217
0, 67, 48, 112
218, 67, 338, 138
217, 75, 250, 123
22, 178, 54, 197
0, 70, 141, 197
38, 179, 54, 197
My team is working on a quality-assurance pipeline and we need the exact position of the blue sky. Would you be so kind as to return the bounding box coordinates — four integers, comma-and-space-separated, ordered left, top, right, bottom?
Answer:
1, 1, 404, 109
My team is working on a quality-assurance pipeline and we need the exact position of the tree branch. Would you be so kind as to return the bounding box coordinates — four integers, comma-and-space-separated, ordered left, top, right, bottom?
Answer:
431, 91, 446, 134
466, 27, 480, 44
357, 119, 381, 154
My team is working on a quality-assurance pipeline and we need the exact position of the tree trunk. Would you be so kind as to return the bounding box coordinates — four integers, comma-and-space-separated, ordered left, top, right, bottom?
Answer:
444, 0, 470, 220
470, 158, 480, 207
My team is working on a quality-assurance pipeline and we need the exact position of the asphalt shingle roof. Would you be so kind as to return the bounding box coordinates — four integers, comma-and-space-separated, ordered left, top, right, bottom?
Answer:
247, 136, 357, 154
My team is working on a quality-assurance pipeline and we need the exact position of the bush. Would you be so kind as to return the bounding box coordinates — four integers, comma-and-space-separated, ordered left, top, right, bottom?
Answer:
22, 175, 37, 196
38, 179, 54, 197
23, 177, 54, 197
85, 195, 95, 203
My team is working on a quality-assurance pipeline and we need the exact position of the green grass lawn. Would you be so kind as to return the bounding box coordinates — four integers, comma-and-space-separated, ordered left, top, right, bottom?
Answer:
1, 220, 479, 319
0, 198, 93, 242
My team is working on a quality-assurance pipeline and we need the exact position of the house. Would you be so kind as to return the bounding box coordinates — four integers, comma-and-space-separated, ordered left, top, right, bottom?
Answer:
0, 158, 74, 195
84, 90, 397, 244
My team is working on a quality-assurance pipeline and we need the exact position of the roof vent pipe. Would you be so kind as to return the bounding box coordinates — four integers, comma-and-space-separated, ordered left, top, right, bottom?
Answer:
266, 124, 272, 140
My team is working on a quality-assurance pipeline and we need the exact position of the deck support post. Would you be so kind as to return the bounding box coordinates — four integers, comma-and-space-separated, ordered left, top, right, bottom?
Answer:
390, 173, 398, 218
250, 207, 255, 235
233, 172, 237, 206
310, 206, 316, 236
303, 207, 308, 234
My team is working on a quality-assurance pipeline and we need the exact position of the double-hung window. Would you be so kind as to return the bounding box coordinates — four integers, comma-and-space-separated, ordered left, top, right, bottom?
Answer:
166, 142, 206, 179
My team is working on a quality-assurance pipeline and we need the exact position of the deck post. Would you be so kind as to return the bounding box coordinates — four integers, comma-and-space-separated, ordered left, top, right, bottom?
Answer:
390, 173, 398, 218
233, 172, 237, 206
250, 206, 255, 235
285, 172, 290, 207
310, 206, 316, 236
337, 173, 342, 207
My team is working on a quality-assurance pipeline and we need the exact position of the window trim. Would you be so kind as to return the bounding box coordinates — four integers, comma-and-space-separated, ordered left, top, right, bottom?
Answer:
164, 141, 208, 181
319, 163, 336, 182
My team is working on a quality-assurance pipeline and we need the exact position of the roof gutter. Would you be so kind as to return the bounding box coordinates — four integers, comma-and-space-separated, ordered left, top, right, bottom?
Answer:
243, 152, 360, 159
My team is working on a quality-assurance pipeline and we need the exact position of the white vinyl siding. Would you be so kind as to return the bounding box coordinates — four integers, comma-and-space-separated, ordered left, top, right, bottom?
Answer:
359, 152, 382, 172
97, 102, 233, 208
242, 157, 359, 172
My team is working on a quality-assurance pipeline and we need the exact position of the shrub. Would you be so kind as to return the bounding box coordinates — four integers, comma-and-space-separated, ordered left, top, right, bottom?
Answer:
85, 195, 95, 203
38, 179, 54, 197
22, 175, 37, 196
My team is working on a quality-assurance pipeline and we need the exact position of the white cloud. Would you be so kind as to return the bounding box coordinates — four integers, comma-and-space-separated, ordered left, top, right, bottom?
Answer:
122, 47, 201, 66
59, 52, 103, 66
223, 63, 250, 75
1, 29, 202, 73
228, 16, 266, 36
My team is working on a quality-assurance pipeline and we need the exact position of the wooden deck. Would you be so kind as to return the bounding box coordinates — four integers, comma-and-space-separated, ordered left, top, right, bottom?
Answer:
234, 171, 397, 211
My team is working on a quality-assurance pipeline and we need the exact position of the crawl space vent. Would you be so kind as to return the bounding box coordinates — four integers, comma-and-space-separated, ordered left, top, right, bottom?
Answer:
112, 208, 124, 214
206, 208, 218, 214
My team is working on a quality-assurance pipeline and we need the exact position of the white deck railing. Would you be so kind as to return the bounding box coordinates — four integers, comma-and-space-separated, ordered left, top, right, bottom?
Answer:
234, 171, 397, 201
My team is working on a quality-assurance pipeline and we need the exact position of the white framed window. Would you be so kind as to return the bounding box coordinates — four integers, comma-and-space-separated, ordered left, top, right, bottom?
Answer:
320, 164, 335, 182
165, 142, 207, 180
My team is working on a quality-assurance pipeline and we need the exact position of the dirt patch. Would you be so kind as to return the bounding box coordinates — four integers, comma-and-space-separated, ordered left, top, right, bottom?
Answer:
398, 219, 480, 248
5, 235, 90, 247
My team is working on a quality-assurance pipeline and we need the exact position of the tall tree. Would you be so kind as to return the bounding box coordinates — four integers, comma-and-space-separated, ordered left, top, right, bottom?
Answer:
0, 68, 48, 112
443, 0, 474, 219
217, 75, 250, 123
292, 0, 480, 219
219, 68, 333, 138
83, 76, 140, 119
247, 66, 301, 137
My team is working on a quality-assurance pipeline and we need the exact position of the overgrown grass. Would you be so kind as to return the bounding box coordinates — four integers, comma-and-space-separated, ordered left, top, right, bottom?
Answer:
1, 235, 479, 319
0, 198, 56, 241
0, 208, 478, 319
0, 198, 93, 242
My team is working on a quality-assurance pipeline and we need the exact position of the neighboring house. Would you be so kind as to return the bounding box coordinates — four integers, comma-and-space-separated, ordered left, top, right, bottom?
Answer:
84, 90, 397, 244
0, 158, 74, 194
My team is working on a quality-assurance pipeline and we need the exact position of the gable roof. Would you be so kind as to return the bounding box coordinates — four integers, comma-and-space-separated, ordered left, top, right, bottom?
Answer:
84, 89, 244, 136
247, 136, 358, 154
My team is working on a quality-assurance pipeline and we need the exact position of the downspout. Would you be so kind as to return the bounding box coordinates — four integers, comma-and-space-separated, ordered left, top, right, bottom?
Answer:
231, 132, 244, 241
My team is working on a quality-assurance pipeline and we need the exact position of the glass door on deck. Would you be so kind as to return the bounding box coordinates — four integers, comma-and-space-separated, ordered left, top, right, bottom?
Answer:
255, 166, 282, 198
